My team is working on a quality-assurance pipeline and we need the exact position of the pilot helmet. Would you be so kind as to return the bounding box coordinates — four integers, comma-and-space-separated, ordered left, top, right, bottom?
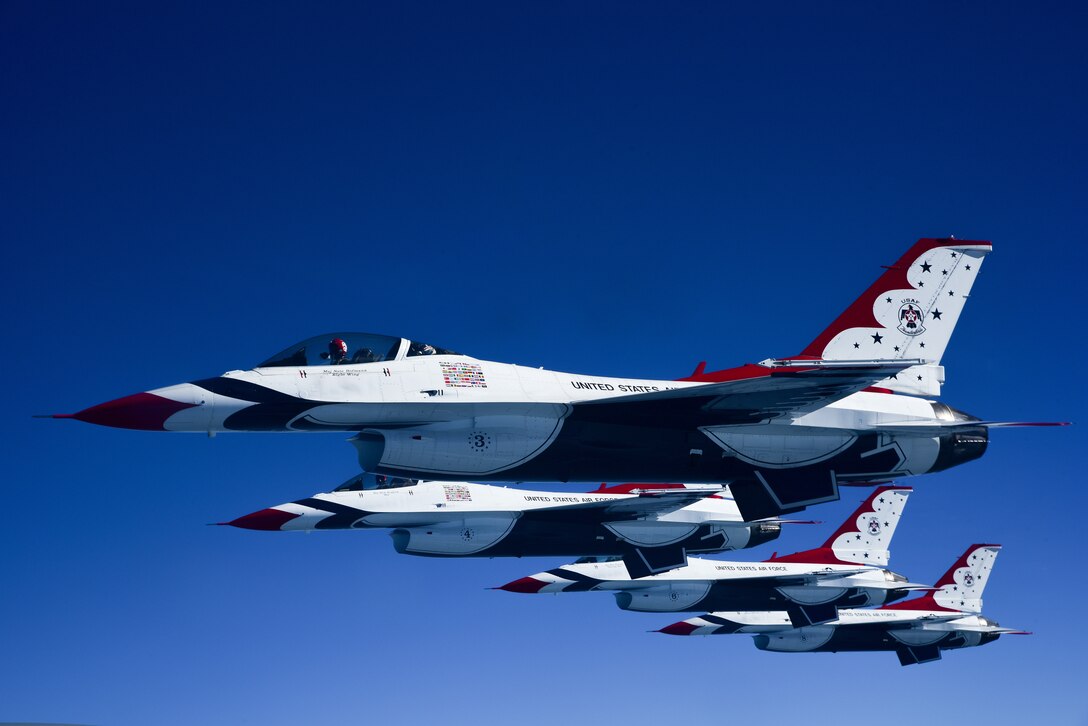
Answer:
329, 337, 348, 361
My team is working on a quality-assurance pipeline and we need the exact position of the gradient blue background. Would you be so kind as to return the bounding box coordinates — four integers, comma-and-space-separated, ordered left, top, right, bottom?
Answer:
3, 3, 1086, 724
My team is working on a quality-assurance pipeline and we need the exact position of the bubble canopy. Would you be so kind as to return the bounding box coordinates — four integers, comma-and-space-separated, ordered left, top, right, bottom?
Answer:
257, 332, 460, 368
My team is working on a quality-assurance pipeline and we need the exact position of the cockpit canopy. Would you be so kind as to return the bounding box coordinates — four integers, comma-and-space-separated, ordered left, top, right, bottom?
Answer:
257, 332, 459, 368
334, 472, 418, 491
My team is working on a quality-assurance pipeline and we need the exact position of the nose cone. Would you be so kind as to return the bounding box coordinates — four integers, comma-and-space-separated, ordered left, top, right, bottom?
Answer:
497, 577, 549, 594
223, 508, 301, 531
59, 390, 201, 430
658, 621, 699, 636
55, 383, 210, 431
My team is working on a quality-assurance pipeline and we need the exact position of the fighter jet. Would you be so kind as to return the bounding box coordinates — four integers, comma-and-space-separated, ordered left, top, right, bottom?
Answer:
659, 544, 1026, 665
222, 474, 782, 576
498, 486, 929, 625
54, 237, 1063, 518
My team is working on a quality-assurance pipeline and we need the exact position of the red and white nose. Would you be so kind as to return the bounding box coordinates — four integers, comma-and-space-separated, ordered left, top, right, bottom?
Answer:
222, 508, 302, 531
55, 382, 210, 431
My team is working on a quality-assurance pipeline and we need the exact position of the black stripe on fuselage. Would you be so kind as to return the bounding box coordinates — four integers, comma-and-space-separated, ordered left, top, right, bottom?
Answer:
544, 567, 603, 592
294, 497, 368, 529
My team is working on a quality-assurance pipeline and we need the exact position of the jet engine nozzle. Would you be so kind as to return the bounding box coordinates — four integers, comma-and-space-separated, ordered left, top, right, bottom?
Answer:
932, 427, 989, 472
747, 521, 782, 548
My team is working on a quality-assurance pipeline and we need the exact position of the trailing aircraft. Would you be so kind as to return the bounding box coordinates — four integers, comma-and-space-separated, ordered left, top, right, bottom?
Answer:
222, 475, 782, 577
54, 237, 1062, 518
498, 486, 929, 625
658, 544, 1027, 665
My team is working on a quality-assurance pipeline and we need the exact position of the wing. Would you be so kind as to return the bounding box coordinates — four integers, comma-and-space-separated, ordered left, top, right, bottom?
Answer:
870, 420, 1070, 434
572, 360, 918, 427
518, 485, 726, 523
517, 486, 729, 577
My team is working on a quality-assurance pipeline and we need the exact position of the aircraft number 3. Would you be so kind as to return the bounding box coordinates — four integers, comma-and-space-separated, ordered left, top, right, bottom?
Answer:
469, 432, 492, 452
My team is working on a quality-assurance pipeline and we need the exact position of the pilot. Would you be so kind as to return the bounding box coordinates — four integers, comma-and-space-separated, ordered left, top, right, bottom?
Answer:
328, 337, 348, 364
409, 341, 437, 356
351, 347, 379, 363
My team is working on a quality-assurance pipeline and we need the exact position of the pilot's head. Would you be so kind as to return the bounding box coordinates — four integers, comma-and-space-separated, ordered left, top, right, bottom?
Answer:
329, 337, 348, 362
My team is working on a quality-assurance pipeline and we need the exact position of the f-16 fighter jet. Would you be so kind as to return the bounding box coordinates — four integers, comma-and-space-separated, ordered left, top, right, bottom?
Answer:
55, 238, 1062, 518
223, 475, 782, 576
499, 486, 928, 625
659, 544, 1027, 666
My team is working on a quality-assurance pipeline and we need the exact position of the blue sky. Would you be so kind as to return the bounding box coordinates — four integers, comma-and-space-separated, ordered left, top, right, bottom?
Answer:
3, 2, 1086, 724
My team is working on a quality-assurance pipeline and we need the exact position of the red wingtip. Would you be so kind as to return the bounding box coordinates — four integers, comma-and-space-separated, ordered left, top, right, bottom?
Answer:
497, 577, 548, 594
658, 621, 699, 636
224, 508, 300, 531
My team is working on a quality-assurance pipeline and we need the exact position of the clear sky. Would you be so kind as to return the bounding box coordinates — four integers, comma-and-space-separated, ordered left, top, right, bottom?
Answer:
3, 2, 1086, 724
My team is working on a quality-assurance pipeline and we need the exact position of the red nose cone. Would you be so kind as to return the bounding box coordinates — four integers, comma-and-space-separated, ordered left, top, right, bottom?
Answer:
61, 392, 199, 430
225, 508, 300, 531
498, 577, 548, 594
657, 621, 699, 636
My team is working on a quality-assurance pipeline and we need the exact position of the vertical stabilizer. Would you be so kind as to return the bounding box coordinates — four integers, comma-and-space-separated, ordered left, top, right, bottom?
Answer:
886, 544, 1001, 613
931, 544, 1000, 613
768, 486, 912, 567
798, 238, 992, 396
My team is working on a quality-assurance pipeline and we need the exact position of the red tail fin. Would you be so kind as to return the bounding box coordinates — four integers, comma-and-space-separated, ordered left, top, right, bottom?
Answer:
768, 485, 911, 566
798, 237, 991, 396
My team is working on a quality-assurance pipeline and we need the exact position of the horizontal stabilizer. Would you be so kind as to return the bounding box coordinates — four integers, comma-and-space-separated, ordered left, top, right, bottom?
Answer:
872, 420, 1069, 435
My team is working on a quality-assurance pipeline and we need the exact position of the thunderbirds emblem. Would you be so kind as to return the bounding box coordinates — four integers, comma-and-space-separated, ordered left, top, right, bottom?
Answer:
897, 301, 926, 336
867, 517, 881, 535
963, 571, 975, 587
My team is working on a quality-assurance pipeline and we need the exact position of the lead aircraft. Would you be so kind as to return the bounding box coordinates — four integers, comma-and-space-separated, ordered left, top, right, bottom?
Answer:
659, 544, 1026, 666
223, 475, 781, 577
498, 486, 928, 624
55, 238, 1061, 518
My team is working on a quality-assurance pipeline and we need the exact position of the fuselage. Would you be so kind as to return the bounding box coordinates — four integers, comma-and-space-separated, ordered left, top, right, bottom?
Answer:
751, 610, 1004, 658
71, 347, 987, 488
503, 556, 915, 613
60, 239, 1023, 518
61, 328, 995, 519
226, 479, 781, 559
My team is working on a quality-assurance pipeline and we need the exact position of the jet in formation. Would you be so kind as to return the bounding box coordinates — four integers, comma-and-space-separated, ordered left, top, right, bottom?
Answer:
657, 544, 1025, 666
53, 237, 1062, 519
224, 475, 783, 576
497, 486, 928, 624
